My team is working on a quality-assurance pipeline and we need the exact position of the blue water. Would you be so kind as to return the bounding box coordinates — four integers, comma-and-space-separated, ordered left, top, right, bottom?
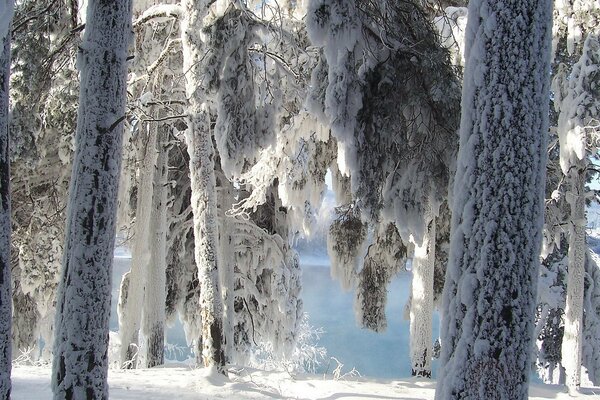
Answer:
301, 260, 440, 378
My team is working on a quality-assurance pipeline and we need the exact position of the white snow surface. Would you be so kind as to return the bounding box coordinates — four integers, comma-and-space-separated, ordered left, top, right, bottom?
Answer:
11, 365, 599, 399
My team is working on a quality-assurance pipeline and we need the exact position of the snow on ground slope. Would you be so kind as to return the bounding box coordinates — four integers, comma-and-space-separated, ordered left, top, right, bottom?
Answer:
11, 365, 599, 399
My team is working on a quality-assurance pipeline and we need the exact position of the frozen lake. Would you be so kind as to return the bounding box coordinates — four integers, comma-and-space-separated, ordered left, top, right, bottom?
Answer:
110, 253, 440, 379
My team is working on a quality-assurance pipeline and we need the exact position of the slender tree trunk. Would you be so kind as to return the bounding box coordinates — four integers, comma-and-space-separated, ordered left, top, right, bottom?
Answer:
51, 0, 132, 397
142, 124, 169, 368
435, 1, 552, 398
0, 4, 14, 397
181, 0, 225, 371
562, 164, 586, 390
118, 122, 158, 368
410, 215, 435, 378
217, 169, 234, 361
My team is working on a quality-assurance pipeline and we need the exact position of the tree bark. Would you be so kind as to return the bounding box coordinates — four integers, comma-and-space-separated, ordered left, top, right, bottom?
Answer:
118, 121, 159, 368
435, 1, 552, 398
181, 0, 225, 372
410, 215, 435, 378
51, 0, 132, 397
562, 164, 586, 390
142, 124, 169, 368
0, 4, 14, 397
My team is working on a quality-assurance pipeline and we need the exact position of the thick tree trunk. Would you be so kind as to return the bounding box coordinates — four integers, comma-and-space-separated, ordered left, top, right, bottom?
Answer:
0, 6, 13, 397
118, 122, 159, 368
435, 1, 552, 399
410, 215, 435, 378
51, 0, 132, 397
142, 125, 169, 368
181, 0, 225, 371
562, 164, 586, 390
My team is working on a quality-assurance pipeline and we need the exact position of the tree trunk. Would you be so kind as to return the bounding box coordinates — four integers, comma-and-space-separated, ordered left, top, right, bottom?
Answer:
51, 0, 132, 397
562, 164, 586, 390
181, 0, 225, 372
410, 215, 435, 378
217, 169, 234, 361
142, 124, 169, 368
435, 1, 552, 399
0, 4, 14, 397
118, 122, 159, 368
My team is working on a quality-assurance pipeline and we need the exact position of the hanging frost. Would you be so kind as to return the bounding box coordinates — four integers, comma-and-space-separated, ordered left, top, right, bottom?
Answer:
204, 8, 279, 179
355, 223, 406, 332
327, 203, 367, 290
554, 34, 600, 175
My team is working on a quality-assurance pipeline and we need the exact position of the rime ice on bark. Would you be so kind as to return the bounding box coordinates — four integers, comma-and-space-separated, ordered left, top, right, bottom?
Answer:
51, 0, 132, 397
436, 0, 552, 399
181, 0, 225, 370
0, 2, 13, 397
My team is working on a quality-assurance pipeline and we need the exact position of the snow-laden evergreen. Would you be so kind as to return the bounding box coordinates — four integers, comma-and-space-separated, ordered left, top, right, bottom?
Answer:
355, 223, 406, 331
9, 0, 79, 360
435, 0, 553, 398
0, 1, 13, 397
306, 0, 460, 377
51, 0, 132, 397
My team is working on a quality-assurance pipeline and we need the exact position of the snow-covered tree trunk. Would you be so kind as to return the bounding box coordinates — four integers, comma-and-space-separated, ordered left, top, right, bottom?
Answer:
51, 0, 132, 397
181, 0, 226, 371
142, 125, 170, 368
118, 122, 159, 368
435, 0, 552, 399
562, 164, 586, 389
0, 2, 14, 397
410, 215, 436, 378
217, 170, 234, 361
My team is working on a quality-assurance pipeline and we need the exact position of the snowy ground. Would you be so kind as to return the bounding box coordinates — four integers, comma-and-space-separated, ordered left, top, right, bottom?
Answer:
12, 365, 599, 399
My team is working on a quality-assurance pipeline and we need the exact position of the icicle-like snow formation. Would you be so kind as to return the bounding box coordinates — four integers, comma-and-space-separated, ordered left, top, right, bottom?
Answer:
355, 224, 406, 332
327, 203, 367, 291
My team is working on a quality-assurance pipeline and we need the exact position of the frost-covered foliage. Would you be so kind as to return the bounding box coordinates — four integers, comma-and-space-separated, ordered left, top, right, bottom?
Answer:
231, 216, 302, 363
436, 0, 552, 398
553, 34, 600, 175
9, 0, 79, 360
245, 313, 326, 374
51, 0, 132, 397
433, 7, 468, 68
307, 0, 460, 243
327, 203, 367, 291
355, 223, 406, 332
0, 2, 13, 396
